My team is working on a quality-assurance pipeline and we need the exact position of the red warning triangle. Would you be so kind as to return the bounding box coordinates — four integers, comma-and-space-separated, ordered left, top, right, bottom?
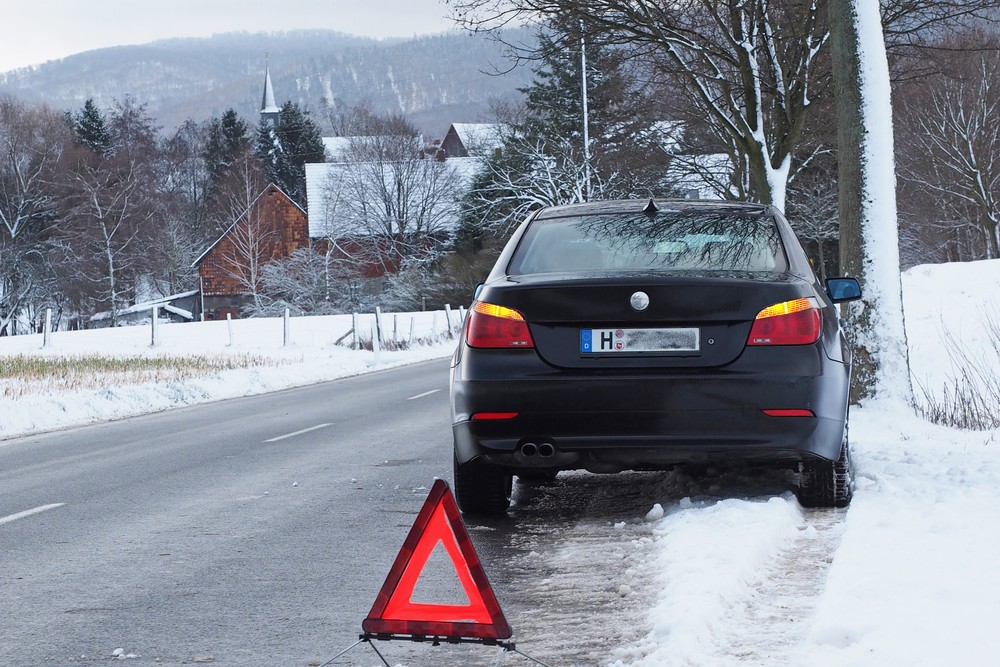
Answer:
362, 479, 512, 640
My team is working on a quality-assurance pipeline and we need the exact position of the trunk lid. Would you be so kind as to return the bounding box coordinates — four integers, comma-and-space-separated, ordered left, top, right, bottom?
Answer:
481, 272, 814, 369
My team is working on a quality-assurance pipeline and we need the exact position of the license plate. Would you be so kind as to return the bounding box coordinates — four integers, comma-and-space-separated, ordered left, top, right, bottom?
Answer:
580, 327, 700, 353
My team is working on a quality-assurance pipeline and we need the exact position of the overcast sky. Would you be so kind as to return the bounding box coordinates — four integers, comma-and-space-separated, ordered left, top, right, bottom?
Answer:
0, 0, 457, 72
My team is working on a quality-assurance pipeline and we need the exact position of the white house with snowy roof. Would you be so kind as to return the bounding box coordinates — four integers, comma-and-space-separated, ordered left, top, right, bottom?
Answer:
440, 123, 505, 158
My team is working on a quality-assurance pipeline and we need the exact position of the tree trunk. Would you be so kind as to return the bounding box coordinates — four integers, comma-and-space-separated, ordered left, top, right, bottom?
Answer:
829, 0, 912, 405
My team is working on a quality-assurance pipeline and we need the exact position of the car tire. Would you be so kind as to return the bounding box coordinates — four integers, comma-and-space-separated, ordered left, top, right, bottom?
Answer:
453, 454, 512, 515
797, 433, 853, 509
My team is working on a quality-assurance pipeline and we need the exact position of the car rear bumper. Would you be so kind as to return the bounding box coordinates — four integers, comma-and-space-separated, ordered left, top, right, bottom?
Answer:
450, 346, 849, 471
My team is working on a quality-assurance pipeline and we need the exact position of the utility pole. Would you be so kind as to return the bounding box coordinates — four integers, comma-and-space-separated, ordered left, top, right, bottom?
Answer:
580, 22, 592, 201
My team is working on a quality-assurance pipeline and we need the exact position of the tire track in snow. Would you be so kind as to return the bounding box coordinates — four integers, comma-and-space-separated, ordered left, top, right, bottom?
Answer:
468, 472, 674, 667
465, 470, 846, 667
716, 509, 847, 666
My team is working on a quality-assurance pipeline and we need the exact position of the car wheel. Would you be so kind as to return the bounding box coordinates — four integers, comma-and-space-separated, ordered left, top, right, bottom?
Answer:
797, 433, 853, 509
453, 454, 512, 515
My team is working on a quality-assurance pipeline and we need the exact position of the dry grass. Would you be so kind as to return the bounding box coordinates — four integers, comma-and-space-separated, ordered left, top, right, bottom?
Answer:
914, 308, 1000, 431
0, 354, 288, 399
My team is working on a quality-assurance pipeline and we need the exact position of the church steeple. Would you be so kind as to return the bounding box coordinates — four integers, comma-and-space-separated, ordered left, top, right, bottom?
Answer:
260, 54, 280, 125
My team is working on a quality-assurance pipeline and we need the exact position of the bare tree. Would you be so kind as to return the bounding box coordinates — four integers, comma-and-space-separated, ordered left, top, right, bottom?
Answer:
316, 131, 468, 277
149, 120, 212, 296
786, 156, 840, 281
449, 0, 832, 210
0, 97, 69, 335
213, 155, 278, 312
259, 246, 361, 315
466, 129, 632, 238
59, 99, 163, 325
448, 0, 1000, 212
897, 43, 1000, 260
61, 156, 154, 325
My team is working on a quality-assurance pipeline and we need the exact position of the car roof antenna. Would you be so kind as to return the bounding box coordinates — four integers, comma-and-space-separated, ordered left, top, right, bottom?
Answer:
643, 198, 659, 215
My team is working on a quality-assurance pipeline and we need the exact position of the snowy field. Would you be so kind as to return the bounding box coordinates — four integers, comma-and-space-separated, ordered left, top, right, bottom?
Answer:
2, 260, 999, 666
0, 309, 461, 440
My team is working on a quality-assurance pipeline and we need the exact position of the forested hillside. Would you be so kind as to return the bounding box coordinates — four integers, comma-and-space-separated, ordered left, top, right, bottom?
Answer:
0, 29, 534, 133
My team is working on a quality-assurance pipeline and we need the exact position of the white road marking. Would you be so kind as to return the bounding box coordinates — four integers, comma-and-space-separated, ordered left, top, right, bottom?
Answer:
0, 503, 66, 526
263, 423, 333, 443
406, 389, 441, 401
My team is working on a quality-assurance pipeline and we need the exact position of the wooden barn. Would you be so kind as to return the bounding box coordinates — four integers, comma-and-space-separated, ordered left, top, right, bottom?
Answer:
193, 183, 309, 320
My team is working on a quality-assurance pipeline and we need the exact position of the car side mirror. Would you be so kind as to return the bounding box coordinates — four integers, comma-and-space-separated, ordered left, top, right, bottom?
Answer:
826, 277, 862, 303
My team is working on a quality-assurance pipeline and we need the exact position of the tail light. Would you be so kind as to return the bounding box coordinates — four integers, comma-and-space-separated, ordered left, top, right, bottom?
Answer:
466, 301, 535, 349
747, 298, 821, 346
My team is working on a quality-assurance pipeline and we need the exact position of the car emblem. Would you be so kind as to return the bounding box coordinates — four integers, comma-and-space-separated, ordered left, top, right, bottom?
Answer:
630, 291, 650, 311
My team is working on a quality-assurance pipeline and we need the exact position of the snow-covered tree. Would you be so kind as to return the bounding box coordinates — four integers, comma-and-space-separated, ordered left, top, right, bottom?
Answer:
449, 0, 1000, 212
70, 99, 112, 157
830, 0, 911, 403
316, 126, 467, 279
0, 97, 69, 335
898, 45, 1000, 260
450, 0, 831, 211
254, 102, 325, 207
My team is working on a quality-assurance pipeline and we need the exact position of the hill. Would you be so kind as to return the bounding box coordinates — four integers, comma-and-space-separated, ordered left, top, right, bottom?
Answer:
0, 29, 535, 136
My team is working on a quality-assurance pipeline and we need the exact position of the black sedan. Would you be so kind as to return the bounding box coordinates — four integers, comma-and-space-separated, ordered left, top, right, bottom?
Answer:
450, 199, 861, 514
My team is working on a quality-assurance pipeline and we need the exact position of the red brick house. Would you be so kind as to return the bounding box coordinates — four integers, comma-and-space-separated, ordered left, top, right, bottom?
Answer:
193, 183, 309, 320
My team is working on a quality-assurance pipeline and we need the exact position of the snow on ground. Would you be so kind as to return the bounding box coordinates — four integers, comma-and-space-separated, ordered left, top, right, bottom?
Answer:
0, 310, 461, 441
604, 259, 1000, 666
2, 260, 999, 666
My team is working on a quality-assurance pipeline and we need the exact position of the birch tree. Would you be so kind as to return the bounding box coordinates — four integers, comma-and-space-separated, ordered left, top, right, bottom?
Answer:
62, 157, 153, 325
60, 99, 160, 325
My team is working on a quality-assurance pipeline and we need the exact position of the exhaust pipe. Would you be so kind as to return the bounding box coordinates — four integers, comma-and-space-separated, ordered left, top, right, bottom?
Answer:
520, 442, 538, 457
537, 442, 555, 458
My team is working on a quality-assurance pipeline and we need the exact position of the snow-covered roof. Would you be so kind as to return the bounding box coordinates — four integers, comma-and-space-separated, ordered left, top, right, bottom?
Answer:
445, 123, 505, 157
320, 136, 401, 162
88, 290, 198, 322
450, 123, 503, 143
305, 157, 482, 239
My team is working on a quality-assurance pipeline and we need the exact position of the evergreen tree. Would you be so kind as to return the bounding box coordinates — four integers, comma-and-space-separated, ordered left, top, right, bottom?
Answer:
204, 109, 250, 188
71, 99, 112, 157
458, 19, 669, 246
254, 101, 325, 206
518, 19, 665, 182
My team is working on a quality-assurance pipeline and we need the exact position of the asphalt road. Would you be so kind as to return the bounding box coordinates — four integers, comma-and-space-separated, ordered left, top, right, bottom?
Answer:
1, 359, 472, 666
2, 358, 791, 667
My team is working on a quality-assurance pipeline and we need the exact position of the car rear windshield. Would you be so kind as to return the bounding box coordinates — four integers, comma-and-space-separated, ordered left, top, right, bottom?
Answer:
508, 210, 788, 275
